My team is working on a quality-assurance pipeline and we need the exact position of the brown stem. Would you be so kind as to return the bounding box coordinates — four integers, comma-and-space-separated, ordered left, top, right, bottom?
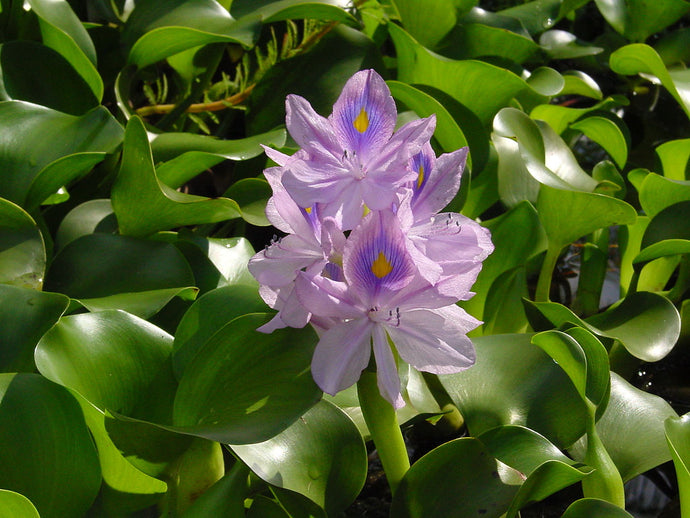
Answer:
135, 84, 255, 117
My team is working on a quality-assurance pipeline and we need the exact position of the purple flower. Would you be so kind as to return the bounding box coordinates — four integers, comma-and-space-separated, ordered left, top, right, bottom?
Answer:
279, 69, 436, 230
294, 210, 480, 408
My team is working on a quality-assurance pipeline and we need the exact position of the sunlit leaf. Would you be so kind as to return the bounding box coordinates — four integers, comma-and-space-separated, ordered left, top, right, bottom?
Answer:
569, 116, 628, 169
173, 313, 321, 444
539, 30, 603, 59
0, 490, 40, 518
561, 498, 635, 517
443, 23, 538, 64
665, 412, 690, 518
112, 116, 241, 237
594, 0, 690, 42
610, 44, 690, 119
637, 172, 690, 217
230, 0, 356, 24
656, 138, 690, 180
391, 0, 459, 49
231, 400, 366, 516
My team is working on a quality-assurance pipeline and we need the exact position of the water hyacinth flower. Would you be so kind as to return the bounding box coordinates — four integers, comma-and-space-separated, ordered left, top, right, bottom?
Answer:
273, 69, 436, 230
250, 68, 494, 408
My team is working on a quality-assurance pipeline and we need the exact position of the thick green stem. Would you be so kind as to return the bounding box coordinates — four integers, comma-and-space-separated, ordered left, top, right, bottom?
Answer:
357, 371, 410, 494
535, 245, 562, 302
581, 404, 625, 507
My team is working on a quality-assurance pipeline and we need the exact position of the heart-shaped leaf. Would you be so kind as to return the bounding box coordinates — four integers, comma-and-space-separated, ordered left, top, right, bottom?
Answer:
0, 490, 40, 518
0, 198, 45, 289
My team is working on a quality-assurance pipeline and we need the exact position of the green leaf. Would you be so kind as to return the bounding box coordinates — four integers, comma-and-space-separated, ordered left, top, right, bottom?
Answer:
232, 400, 366, 515
123, 0, 257, 68
0, 41, 98, 115
537, 184, 637, 249
493, 108, 600, 207
0, 373, 101, 518
27, 0, 103, 100
231, 0, 357, 24
172, 284, 267, 379
440, 333, 589, 448
637, 172, 690, 218
152, 129, 286, 189
561, 498, 635, 517
389, 23, 532, 126
0, 101, 123, 207
112, 116, 241, 237
610, 44, 690, 119
570, 116, 628, 169
0, 285, 68, 373
387, 81, 473, 170
498, 0, 563, 35
45, 233, 196, 318
181, 461, 249, 518
665, 412, 690, 518
539, 30, 603, 59
655, 138, 690, 180
391, 437, 518, 518
482, 267, 531, 334
0, 490, 40, 518
223, 178, 272, 226
561, 71, 603, 100
0, 198, 45, 289
55, 199, 117, 250
593, 0, 690, 42
462, 201, 547, 328
442, 23, 539, 64
391, 0, 459, 49
173, 313, 321, 444
478, 426, 592, 518
570, 373, 677, 481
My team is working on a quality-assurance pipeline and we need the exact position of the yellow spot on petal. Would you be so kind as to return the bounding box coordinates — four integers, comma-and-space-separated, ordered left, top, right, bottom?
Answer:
416, 164, 425, 189
353, 107, 369, 133
304, 206, 312, 214
371, 251, 393, 278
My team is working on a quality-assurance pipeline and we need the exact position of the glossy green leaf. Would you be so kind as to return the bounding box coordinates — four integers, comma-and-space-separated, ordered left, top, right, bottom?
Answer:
493, 108, 599, 207
152, 130, 284, 189
0, 285, 68, 373
531, 330, 588, 403
173, 313, 321, 444
479, 426, 592, 518
665, 412, 690, 518
610, 44, 690, 119
172, 284, 267, 379
112, 116, 241, 237
570, 116, 628, 169
387, 81, 473, 169
561, 71, 604, 100
530, 96, 627, 135
443, 23, 538, 64
633, 200, 690, 268
27, 0, 103, 100
0, 101, 123, 207
389, 23, 531, 125
594, 0, 690, 42
0, 490, 40, 518
391, 0, 459, 49
0, 40, 98, 115
539, 30, 603, 59
232, 0, 357, 24
482, 266, 531, 334
570, 373, 676, 481
271, 488, 328, 518
24, 152, 107, 212
45, 233, 196, 318
441, 333, 589, 448
463, 201, 547, 328
637, 172, 690, 217
537, 184, 637, 249
0, 198, 45, 289
232, 400, 366, 515
561, 498, 635, 518
247, 496, 290, 518
224, 178, 272, 226
655, 27, 690, 66
656, 138, 690, 180
391, 437, 518, 518
0, 373, 101, 518
55, 199, 117, 250
498, 0, 563, 35
123, 0, 257, 68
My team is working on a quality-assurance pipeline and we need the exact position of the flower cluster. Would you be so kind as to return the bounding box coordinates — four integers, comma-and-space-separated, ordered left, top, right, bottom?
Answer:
249, 70, 494, 408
